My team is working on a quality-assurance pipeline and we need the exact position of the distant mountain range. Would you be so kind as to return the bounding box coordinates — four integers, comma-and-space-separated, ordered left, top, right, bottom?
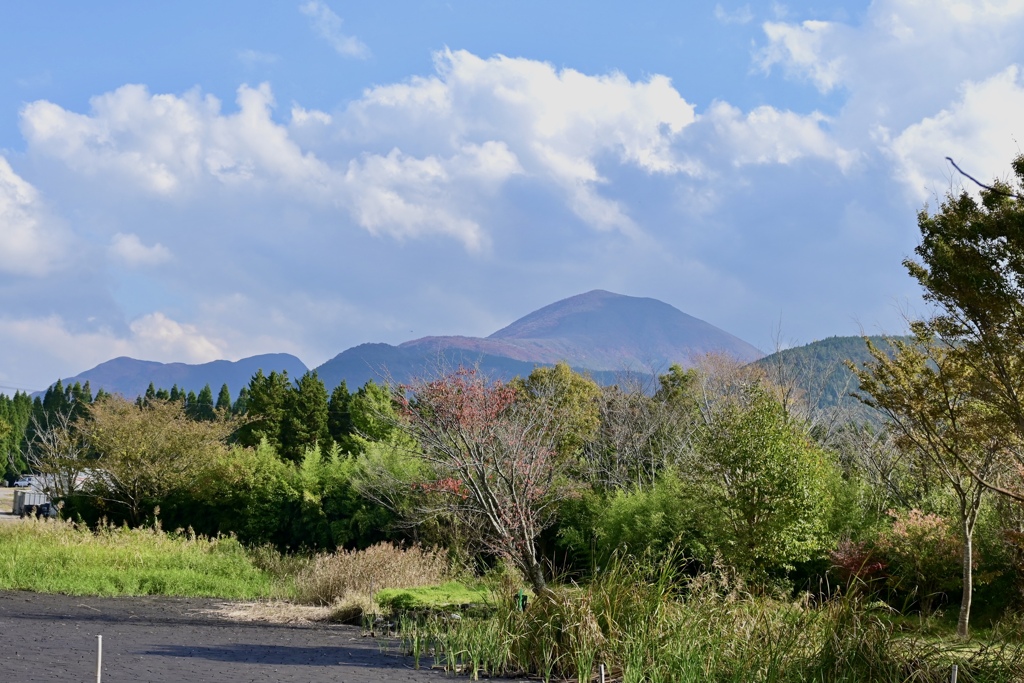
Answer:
316, 290, 764, 390
44, 354, 309, 399
48, 290, 765, 398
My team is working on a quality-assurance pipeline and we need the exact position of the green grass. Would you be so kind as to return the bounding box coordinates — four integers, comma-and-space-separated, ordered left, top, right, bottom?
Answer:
376, 581, 492, 612
0, 519, 281, 599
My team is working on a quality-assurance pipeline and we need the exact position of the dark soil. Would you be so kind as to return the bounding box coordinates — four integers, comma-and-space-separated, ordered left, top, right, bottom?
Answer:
0, 591, 455, 682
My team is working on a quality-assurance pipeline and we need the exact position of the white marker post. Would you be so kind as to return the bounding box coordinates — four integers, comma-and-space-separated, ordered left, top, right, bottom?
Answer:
96, 635, 102, 683
951, 664, 958, 683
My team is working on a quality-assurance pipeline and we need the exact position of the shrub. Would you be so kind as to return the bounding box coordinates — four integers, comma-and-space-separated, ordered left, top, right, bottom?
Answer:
874, 508, 961, 614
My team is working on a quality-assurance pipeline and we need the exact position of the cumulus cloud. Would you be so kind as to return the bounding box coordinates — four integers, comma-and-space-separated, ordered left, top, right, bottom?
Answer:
344, 50, 703, 234
21, 82, 335, 198
109, 233, 173, 266
16, 48, 862, 262
757, 20, 845, 93
299, 1, 369, 59
884, 66, 1024, 201
703, 102, 857, 169
0, 157, 66, 276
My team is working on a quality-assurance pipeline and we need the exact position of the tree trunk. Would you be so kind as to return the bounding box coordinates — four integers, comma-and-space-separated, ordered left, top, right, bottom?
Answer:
957, 522, 973, 639
523, 549, 547, 595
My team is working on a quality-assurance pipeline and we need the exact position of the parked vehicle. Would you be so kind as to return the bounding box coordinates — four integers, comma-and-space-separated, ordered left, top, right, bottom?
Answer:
12, 490, 56, 518
13, 476, 34, 488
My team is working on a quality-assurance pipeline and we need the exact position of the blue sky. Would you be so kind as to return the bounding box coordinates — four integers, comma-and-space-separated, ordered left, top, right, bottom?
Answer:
2, 0, 1024, 392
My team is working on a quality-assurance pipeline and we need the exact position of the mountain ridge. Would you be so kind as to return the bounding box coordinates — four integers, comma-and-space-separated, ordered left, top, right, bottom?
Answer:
39, 290, 764, 398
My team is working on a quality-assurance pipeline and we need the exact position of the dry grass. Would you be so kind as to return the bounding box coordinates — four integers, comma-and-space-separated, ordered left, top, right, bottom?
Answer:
294, 542, 449, 608
203, 600, 335, 624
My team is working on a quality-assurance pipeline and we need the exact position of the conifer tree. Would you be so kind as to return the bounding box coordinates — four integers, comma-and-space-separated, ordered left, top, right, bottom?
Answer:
216, 383, 232, 412
193, 384, 216, 421
281, 371, 330, 462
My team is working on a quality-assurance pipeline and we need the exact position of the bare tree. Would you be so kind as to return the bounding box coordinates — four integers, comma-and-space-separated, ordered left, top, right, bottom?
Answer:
385, 368, 568, 593
24, 404, 90, 504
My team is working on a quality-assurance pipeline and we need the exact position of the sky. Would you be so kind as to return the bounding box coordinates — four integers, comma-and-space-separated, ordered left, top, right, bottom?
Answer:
2, 0, 1024, 393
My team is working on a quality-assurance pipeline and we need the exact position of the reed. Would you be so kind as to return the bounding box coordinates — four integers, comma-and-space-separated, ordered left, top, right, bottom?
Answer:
394, 552, 1024, 682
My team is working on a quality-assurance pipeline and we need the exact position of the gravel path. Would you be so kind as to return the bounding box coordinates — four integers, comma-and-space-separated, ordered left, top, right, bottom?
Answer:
0, 591, 462, 682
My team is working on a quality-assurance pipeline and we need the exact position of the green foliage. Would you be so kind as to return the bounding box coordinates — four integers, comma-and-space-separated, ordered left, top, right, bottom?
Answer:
158, 440, 399, 552
281, 371, 330, 463
394, 552, 1024, 683
346, 380, 398, 447
556, 470, 706, 572
513, 362, 602, 458
235, 369, 292, 452
692, 385, 839, 574
327, 380, 353, 444
0, 390, 32, 482
216, 383, 232, 412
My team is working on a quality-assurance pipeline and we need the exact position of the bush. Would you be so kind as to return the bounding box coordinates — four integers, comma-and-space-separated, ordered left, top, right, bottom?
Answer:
874, 508, 961, 614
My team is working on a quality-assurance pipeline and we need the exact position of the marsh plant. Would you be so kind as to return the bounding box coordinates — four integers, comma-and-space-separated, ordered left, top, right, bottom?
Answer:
397, 552, 1024, 683
293, 541, 449, 621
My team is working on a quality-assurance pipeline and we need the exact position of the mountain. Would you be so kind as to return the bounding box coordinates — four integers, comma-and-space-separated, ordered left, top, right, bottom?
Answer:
753, 335, 904, 422
315, 290, 763, 390
48, 291, 764, 398
48, 353, 309, 399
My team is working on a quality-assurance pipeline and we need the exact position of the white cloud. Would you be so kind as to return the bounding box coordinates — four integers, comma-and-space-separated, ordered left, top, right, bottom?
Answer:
18, 49, 858, 255
299, 0, 369, 59
0, 157, 66, 276
21, 83, 336, 198
0, 312, 225, 385
128, 312, 224, 361
757, 20, 845, 93
345, 49, 703, 234
714, 4, 754, 25
884, 66, 1024, 201
703, 102, 858, 170
109, 232, 173, 267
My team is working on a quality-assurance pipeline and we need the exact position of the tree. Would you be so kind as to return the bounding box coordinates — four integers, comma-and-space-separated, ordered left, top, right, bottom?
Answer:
901, 155, 1024, 500
24, 402, 89, 504
281, 371, 330, 463
327, 380, 354, 445
392, 368, 570, 593
687, 379, 838, 575
0, 391, 32, 483
236, 370, 291, 452
853, 331, 1010, 636
512, 362, 601, 458
190, 384, 216, 421
216, 383, 232, 413
81, 395, 233, 525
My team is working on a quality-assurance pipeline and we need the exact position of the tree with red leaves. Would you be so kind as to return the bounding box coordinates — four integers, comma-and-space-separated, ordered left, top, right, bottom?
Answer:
394, 368, 567, 593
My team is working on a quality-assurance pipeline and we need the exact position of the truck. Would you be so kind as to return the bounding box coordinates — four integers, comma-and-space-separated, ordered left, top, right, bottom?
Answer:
12, 490, 56, 518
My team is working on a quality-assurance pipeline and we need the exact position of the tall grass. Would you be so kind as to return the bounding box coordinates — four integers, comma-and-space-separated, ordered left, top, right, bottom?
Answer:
294, 542, 449, 605
398, 553, 1024, 682
0, 518, 279, 599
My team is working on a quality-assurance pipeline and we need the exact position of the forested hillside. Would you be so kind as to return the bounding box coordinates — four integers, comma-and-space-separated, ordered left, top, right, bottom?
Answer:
754, 335, 904, 423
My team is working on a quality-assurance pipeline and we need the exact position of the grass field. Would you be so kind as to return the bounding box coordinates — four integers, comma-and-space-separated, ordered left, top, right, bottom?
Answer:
0, 518, 282, 599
